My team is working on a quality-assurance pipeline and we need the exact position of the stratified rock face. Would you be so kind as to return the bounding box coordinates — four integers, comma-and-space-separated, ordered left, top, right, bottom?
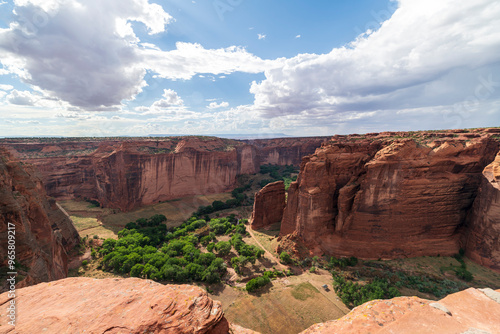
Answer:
2, 136, 327, 212
466, 152, 500, 271
280, 134, 500, 261
250, 181, 286, 230
300, 288, 500, 334
0, 149, 80, 290
0, 277, 230, 334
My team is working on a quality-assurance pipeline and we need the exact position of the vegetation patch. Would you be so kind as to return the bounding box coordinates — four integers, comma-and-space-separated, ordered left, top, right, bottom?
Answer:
291, 282, 319, 301
94, 214, 266, 286
259, 164, 298, 191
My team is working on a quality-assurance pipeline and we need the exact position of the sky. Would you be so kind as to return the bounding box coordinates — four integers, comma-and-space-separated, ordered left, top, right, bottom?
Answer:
0, 0, 499, 138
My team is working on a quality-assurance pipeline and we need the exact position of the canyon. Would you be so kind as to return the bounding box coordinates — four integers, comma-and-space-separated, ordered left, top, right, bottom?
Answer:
275, 129, 500, 272
0, 136, 327, 212
0, 148, 80, 289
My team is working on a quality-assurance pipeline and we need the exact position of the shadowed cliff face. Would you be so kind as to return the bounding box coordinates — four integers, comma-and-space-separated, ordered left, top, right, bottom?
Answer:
2, 136, 327, 212
0, 149, 80, 290
466, 152, 500, 271
278, 130, 500, 269
250, 181, 286, 230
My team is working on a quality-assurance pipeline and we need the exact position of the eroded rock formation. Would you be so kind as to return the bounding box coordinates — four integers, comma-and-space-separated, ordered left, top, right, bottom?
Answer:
1, 136, 327, 211
0, 277, 245, 334
277, 130, 500, 269
250, 181, 286, 230
0, 149, 80, 290
465, 151, 500, 271
300, 288, 500, 334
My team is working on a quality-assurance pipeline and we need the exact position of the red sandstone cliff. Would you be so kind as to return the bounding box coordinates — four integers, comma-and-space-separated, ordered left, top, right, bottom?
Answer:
300, 287, 500, 333
0, 149, 80, 290
250, 181, 286, 230
465, 151, 500, 271
278, 131, 500, 268
0, 277, 254, 333
1, 136, 327, 211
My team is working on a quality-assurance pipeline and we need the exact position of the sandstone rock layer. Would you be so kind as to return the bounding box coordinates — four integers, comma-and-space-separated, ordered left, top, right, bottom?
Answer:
300, 288, 500, 334
0, 149, 80, 290
2, 137, 327, 211
278, 131, 500, 269
466, 151, 500, 271
250, 181, 286, 230
0, 277, 230, 334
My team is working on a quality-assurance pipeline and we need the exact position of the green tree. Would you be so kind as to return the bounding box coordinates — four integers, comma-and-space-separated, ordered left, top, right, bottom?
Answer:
280, 251, 291, 264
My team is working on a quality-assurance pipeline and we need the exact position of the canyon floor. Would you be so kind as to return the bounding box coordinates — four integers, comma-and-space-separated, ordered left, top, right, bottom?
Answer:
64, 190, 500, 334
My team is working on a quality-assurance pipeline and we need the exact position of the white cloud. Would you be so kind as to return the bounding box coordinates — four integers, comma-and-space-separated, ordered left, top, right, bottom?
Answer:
143, 42, 281, 81
295, 35, 301, 39
137, 89, 193, 116
0, 84, 13, 91
207, 101, 229, 109
258, 34, 266, 40
6, 89, 37, 105
152, 89, 184, 107
249, 0, 500, 130
0, 0, 279, 111
0, 0, 172, 110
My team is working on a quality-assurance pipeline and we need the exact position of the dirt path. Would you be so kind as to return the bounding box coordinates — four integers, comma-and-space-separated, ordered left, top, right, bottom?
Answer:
247, 227, 288, 273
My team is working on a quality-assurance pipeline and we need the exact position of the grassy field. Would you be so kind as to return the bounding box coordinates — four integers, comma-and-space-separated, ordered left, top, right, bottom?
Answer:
371, 256, 500, 290
215, 271, 349, 334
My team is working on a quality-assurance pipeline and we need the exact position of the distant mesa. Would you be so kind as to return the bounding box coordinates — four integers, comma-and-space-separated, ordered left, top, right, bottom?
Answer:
148, 133, 292, 139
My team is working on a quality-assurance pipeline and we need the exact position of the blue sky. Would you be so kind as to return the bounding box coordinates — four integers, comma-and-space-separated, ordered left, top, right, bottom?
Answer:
0, 0, 499, 137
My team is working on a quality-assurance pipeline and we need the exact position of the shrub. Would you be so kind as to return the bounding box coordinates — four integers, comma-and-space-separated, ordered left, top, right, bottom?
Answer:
207, 242, 216, 253
81, 260, 88, 266
246, 275, 271, 292
455, 267, 473, 282
279, 251, 291, 264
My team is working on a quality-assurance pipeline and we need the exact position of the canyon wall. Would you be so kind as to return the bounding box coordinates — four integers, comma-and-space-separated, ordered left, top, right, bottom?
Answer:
250, 181, 286, 230
465, 151, 500, 271
278, 130, 500, 268
1, 136, 327, 211
0, 148, 80, 290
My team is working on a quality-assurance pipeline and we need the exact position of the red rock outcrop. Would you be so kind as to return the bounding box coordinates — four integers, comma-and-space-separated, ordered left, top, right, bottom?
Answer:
2, 136, 327, 212
300, 288, 500, 334
0, 277, 232, 333
0, 148, 80, 290
250, 181, 286, 230
279, 131, 500, 266
465, 151, 500, 271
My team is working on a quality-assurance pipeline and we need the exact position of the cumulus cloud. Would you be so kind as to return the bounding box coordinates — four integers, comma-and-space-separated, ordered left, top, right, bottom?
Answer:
137, 89, 195, 117
6, 89, 37, 105
152, 89, 184, 108
0, 0, 172, 110
143, 43, 280, 81
0, 84, 13, 91
250, 0, 500, 126
258, 34, 266, 40
0, 0, 279, 111
207, 101, 229, 109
